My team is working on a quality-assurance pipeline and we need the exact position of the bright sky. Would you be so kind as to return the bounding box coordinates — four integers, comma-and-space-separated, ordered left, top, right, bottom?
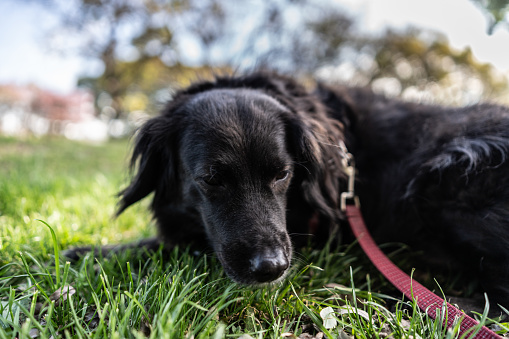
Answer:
0, 0, 508, 94
0, 1, 92, 94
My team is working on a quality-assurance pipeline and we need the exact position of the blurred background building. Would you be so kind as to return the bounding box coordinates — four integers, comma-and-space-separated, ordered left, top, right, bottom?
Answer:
0, 0, 508, 141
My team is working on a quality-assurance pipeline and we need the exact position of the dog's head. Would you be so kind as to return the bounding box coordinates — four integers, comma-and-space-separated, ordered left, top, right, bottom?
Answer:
118, 74, 345, 284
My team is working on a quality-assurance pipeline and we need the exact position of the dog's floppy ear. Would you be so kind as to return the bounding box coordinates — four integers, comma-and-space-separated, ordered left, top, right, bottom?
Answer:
117, 116, 180, 215
282, 111, 345, 224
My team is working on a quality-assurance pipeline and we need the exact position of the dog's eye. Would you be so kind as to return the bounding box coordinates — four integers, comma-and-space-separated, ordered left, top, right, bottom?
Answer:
203, 175, 222, 186
275, 170, 289, 182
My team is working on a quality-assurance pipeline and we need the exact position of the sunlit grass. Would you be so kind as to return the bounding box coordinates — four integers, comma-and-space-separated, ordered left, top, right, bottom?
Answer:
0, 136, 154, 263
0, 136, 507, 338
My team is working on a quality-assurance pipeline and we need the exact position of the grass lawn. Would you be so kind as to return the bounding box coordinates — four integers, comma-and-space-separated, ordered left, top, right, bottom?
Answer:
0, 136, 506, 338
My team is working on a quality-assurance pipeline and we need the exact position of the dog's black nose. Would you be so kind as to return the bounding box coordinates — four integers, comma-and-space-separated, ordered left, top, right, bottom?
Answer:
250, 249, 289, 283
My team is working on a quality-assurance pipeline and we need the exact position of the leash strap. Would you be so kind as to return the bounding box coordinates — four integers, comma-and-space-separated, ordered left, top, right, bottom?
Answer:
345, 205, 500, 338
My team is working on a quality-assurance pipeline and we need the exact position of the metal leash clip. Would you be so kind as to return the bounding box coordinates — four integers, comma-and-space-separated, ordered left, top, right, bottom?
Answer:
339, 140, 360, 211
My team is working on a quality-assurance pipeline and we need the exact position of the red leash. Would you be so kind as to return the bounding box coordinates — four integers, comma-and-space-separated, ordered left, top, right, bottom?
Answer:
345, 206, 500, 338
337, 142, 500, 338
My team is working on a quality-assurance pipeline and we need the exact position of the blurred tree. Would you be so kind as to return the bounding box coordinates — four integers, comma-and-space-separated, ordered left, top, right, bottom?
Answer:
46, 0, 508, 117
207, 0, 355, 73
78, 60, 229, 116
344, 28, 508, 103
46, 0, 189, 117
224, 1, 507, 104
173, 0, 507, 104
470, 0, 509, 34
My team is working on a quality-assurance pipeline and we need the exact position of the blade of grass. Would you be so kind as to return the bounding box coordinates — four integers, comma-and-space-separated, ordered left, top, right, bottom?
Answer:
37, 219, 61, 288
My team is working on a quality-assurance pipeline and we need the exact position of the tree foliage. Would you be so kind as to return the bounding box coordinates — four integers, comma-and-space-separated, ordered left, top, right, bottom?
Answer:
46, 0, 509, 117
343, 29, 508, 103
47, 0, 188, 116
471, 0, 509, 33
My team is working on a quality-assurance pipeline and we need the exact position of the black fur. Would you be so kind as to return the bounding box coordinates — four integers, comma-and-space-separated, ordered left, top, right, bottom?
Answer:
114, 72, 509, 306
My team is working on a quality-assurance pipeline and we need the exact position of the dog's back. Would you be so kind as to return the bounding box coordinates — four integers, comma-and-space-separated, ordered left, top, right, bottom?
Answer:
319, 84, 509, 306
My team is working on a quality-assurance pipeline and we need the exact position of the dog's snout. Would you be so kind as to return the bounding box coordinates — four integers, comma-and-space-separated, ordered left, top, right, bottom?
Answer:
250, 248, 289, 283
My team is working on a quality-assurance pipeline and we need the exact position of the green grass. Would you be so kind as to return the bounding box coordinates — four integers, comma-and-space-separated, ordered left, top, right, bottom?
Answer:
0, 136, 507, 338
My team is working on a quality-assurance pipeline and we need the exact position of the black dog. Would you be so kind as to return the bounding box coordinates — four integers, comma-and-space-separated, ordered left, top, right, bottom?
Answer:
115, 72, 509, 307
